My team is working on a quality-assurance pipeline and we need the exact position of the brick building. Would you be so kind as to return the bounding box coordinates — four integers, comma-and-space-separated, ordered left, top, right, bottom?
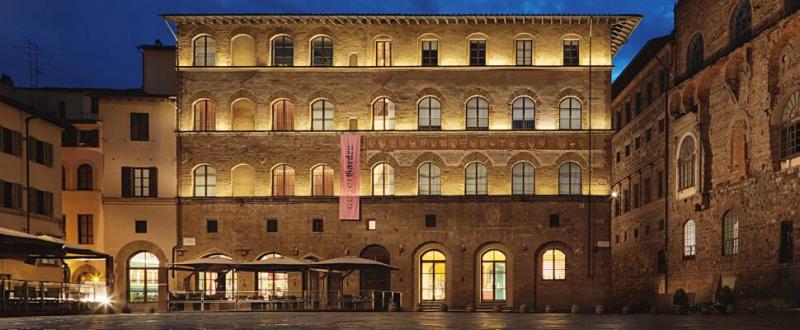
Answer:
611, 0, 800, 309
164, 13, 640, 311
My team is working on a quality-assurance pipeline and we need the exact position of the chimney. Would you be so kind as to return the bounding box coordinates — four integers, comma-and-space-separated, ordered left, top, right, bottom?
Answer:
0, 73, 13, 96
139, 40, 176, 96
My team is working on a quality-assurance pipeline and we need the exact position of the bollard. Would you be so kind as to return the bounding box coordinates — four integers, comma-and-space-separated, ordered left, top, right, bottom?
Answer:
544, 305, 554, 313
570, 305, 580, 314
438, 303, 448, 312
388, 302, 399, 312
465, 304, 475, 313
594, 305, 606, 315
493, 304, 502, 312
518, 304, 528, 313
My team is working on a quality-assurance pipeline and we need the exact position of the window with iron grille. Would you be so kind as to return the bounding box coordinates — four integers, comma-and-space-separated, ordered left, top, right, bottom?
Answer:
678, 137, 696, 191
207, 219, 218, 233
78, 214, 93, 244
781, 91, 800, 159
421, 40, 438, 66
563, 40, 579, 66
684, 220, 696, 258
135, 220, 148, 234
723, 211, 739, 256
469, 40, 486, 66
272, 36, 294, 67
312, 219, 324, 233
267, 219, 278, 233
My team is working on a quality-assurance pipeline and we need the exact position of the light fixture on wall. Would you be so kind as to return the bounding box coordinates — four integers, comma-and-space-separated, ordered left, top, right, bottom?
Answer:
292, 246, 299, 256
398, 244, 404, 254
611, 191, 619, 198
460, 244, 466, 252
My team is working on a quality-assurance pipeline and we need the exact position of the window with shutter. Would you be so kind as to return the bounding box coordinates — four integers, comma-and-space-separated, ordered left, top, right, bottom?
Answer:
122, 167, 133, 197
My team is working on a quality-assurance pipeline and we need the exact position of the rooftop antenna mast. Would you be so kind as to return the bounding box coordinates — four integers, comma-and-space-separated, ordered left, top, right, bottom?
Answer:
26, 39, 45, 87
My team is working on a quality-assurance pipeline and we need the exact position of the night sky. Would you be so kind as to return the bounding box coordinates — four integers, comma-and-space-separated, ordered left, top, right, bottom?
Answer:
0, 0, 675, 89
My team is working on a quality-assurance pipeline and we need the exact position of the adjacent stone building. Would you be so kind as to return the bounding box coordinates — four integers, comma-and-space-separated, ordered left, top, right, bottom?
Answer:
164, 13, 640, 311
612, 0, 800, 309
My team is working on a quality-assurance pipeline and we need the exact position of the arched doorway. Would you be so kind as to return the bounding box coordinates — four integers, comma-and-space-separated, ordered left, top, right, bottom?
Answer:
360, 245, 391, 291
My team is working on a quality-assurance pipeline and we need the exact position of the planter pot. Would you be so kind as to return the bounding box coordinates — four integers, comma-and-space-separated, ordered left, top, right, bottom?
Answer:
571, 305, 580, 314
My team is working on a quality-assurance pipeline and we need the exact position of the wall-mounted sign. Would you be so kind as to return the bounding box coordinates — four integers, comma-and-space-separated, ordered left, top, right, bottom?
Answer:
339, 133, 361, 220
183, 237, 196, 246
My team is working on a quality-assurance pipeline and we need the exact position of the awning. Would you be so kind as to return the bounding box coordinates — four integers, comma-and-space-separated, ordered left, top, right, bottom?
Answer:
0, 227, 64, 260
38, 235, 111, 259
237, 256, 310, 272
309, 256, 398, 271
171, 257, 238, 272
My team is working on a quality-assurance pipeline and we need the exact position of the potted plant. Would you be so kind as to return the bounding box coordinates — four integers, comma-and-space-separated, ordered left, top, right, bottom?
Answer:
672, 288, 689, 314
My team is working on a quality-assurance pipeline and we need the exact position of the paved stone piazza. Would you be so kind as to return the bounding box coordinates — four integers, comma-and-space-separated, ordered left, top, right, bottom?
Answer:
2, 311, 800, 330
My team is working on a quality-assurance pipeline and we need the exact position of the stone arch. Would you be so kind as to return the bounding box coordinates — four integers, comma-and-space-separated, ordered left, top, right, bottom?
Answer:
191, 248, 236, 261
506, 151, 543, 168
553, 152, 588, 169
473, 241, 514, 306
366, 151, 401, 170
114, 240, 169, 304
230, 33, 257, 66
230, 98, 257, 131
360, 244, 392, 291
267, 27, 296, 41
553, 88, 587, 109
411, 151, 447, 170
268, 89, 298, 105
306, 89, 337, 105
415, 87, 446, 105
70, 264, 101, 284
724, 52, 750, 102
767, 24, 800, 93
457, 151, 494, 167
227, 89, 261, 105
186, 90, 216, 106
369, 88, 400, 105
307, 27, 336, 42
728, 118, 748, 178
506, 88, 542, 107
462, 87, 496, 106
412, 241, 452, 305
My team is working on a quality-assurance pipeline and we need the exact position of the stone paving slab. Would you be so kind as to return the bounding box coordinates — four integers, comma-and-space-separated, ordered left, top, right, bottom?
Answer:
1, 311, 799, 329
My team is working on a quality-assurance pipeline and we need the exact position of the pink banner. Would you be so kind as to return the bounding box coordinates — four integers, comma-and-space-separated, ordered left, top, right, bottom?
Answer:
339, 133, 361, 220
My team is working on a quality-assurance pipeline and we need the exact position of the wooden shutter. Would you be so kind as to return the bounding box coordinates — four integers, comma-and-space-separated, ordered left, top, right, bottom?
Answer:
142, 114, 150, 140
44, 142, 53, 166
14, 183, 22, 209
121, 167, 132, 197
149, 167, 158, 197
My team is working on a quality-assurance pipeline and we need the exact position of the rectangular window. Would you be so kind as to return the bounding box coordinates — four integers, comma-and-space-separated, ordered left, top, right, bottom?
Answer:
122, 167, 158, 197
27, 137, 53, 167
91, 97, 99, 114
78, 214, 94, 244
625, 102, 632, 123
421, 40, 438, 66
645, 128, 653, 142
77, 130, 99, 147
563, 40, 579, 66
657, 170, 664, 198
657, 251, 666, 273
1, 126, 23, 156
635, 137, 641, 150
515, 40, 533, 66
616, 151, 621, 163
643, 177, 652, 204
623, 189, 630, 213
660, 70, 669, 93
625, 144, 631, 157
549, 214, 560, 228
425, 214, 436, 228
312, 219, 324, 233
658, 118, 665, 133
130, 113, 150, 141
780, 221, 794, 263
375, 41, 392, 66
27, 188, 53, 216
0, 180, 23, 209
646, 81, 654, 104
135, 220, 147, 234
632, 183, 640, 208
267, 219, 278, 233
635, 92, 642, 115
469, 40, 486, 66
206, 219, 218, 233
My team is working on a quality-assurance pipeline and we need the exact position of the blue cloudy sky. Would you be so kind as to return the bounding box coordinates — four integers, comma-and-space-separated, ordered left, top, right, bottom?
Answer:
0, 0, 675, 89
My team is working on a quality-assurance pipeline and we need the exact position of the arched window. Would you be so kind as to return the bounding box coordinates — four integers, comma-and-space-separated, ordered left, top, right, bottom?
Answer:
465, 162, 487, 195
311, 100, 334, 131
781, 91, 800, 160
687, 34, 704, 75
231, 164, 255, 197
231, 34, 256, 66
372, 163, 394, 196
128, 251, 159, 303
420, 250, 446, 301
558, 162, 582, 195
311, 36, 333, 67
684, 220, 696, 257
372, 97, 395, 130
193, 165, 216, 197
272, 99, 294, 131
256, 253, 288, 299
542, 249, 566, 280
480, 250, 507, 302
77, 164, 93, 191
311, 165, 334, 196
231, 99, 255, 131
272, 36, 294, 67
512, 97, 535, 130
678, 137, 696, 191
466, 97, 489, 130
197, 254, 236, 298
723, 211, 739, 256
418, 97, 441, 130
193, 99, 215, 131
272, 164, 295, 196
193, 35, 216, 66
512, 162, 534, 195
730, 0, 752, 47
418, 162, 441, 196
559, 97, 582, 130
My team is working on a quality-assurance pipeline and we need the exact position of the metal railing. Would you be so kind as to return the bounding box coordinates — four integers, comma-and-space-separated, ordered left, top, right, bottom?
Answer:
168, 290, 401, 312
1, 279, 106, 315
